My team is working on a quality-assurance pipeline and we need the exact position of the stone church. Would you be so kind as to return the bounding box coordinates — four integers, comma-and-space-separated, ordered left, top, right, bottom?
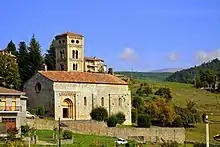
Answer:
24, 32, 132, 125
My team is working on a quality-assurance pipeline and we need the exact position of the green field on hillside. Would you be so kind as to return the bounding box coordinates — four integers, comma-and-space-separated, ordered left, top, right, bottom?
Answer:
115, 72, 172, 82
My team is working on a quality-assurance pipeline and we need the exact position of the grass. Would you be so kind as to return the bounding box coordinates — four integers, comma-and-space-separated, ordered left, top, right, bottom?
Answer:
35, 130, 138, 146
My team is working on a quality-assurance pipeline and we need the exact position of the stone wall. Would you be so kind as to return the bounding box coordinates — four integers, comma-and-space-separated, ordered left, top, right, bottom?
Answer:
26, 119, 185, 143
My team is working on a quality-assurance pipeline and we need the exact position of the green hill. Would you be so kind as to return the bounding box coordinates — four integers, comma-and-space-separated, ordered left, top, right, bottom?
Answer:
166, 58, 220, 84
115, 71, 172, 82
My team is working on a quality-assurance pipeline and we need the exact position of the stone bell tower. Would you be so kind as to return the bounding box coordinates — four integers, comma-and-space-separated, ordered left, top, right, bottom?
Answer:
54, 32, 84, 72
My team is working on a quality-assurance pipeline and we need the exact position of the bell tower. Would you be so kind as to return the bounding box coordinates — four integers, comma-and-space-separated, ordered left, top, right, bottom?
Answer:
54, 32, 84, 72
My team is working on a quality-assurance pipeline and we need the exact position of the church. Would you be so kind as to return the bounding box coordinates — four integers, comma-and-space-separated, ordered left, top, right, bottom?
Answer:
24, 32, 132, 125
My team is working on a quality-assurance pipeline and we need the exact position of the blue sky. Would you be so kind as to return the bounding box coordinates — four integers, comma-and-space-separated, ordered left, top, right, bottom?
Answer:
0, 0, 219, 71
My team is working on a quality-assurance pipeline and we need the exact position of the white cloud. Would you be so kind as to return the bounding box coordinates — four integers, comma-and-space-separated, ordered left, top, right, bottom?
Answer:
195, 49, 220, 63
167, 52, 179, 61
120, 48, 137, 63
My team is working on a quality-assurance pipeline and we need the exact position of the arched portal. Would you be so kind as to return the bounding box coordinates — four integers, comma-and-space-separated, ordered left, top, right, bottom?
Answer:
62, 98, 73, 119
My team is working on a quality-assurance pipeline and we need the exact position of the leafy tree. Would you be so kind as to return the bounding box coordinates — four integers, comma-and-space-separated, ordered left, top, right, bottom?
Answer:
45, 39, 56, 70
145, 97, 176, 126
17, 42, 30, 85
5, 40, 17, 56
37, 105, 45, 116
136, 83, 153, 96
131, 108, 138, 123
90, 107, 108, 122
155, 87, 172, 100
0, 54, 21, 89
137, 113, 151, 128
107, 115, 118, 127
63, 130, 73, 139
28, 34, 42, 77
132, 96, 144, 110
115, 112, 126, 125
21, 124, 31, 137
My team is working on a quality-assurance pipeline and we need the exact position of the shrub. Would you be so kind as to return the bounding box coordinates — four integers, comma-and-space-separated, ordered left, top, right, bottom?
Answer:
21, 124, 30, 137
36, 105, 45, 116
116, 112, 126, 125
125, 143, 130, 147
107, 115, 118, 127
63, 130, 72, 139
27, 108, 36, 115
90, 107, 108, 122
7, 128, 18, 141
137, 114, 151, 128
161, 139, 179, 147
173, 115, 183, 127
131, 108, 138, 123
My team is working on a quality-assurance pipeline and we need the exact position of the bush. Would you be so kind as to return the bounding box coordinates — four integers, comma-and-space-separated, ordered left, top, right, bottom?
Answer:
131, 108, 138, 123
90, 107, 108, 122
63, 130, 72, 139
21, 124, 30, 137
7, 128, 18, 141
107, 115, 118, 127
137, 114, 151, 128
155, 87, 172, 100
125, 143, 130, 147
27, 108, 36, 115
116, 112, 126, 125
36, 105, 45, 116
173, 115, 183, 127
161, 139, 179, 147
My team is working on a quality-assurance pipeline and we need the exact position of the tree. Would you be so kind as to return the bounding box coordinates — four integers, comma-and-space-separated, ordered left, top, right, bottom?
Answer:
90, 107, 108, 122
155, 87, 172, 100
132, 96, 144, 110
45, 39, 56, 70
28, 34, 42, 77
145, 97, 176, 126
0, 54, 21, 89
17, 42, 30, 85
5, 40, 17, 56
116, 112, 126, 125
107, 115, 118, 127
137, 113, 151, 128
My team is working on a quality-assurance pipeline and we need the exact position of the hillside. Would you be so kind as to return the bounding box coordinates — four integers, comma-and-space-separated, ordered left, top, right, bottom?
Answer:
115, 71, 172, 82
166, 58, 220, 83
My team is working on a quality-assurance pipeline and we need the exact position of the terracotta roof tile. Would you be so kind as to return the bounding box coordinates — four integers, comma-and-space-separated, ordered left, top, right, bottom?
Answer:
39, 71, 127, 85
0, 87, 24, 95
84, 57, 104, 62
55, 32, 83, 39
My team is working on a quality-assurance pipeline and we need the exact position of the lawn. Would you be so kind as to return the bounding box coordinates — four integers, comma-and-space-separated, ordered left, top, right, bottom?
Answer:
34, 130, 139, 147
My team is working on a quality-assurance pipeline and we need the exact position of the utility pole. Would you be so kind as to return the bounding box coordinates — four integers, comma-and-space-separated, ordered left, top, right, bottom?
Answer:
58, 117, 61, 147
205, 115, 209, 147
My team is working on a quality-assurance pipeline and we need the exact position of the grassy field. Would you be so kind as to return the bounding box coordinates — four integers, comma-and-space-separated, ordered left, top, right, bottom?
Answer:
129, 79, 220, 144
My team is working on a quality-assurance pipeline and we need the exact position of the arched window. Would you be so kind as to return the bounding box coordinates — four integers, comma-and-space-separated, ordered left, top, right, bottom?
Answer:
72, 50, 75, 58
73, 64, 76, 70
119, 98, 122, 106
60, 51, 62, 58
101, 97, 104, 106
75, 63, 78, 70
76, 50, 78, 59
84, 97, 87, 106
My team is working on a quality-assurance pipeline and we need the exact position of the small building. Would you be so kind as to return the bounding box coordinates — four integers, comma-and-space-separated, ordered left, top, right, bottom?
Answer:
84, 56, 107, 73
0, 87, 27, 136
24, 71, 132, 125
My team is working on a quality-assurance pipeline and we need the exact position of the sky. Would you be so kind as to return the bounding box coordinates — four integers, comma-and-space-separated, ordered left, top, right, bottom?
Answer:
0, 0, 220, 71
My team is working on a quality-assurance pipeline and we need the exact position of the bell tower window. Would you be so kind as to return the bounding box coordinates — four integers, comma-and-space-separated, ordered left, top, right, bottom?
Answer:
76, 50, 78, 59
76, 63, 78, 70
72, 50, 75, 58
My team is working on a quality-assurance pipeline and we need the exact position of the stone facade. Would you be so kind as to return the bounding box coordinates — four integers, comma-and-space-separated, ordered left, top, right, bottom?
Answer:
24, 73, 132, 125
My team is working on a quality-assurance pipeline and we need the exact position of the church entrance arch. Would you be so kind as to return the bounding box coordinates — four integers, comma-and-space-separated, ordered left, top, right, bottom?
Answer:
62, 98, 73, 119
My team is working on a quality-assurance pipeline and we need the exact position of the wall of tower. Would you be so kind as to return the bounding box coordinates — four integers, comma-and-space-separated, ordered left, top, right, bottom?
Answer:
54, 35, 84, 72
67, 36, 84, 72
55, 36, 68, 71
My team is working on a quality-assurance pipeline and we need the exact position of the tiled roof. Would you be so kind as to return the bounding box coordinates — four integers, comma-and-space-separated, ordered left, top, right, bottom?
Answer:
55, 32, 83, 39
0, 87, 25, 95
84, 57, 104, 62
39, 71, 127, 85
